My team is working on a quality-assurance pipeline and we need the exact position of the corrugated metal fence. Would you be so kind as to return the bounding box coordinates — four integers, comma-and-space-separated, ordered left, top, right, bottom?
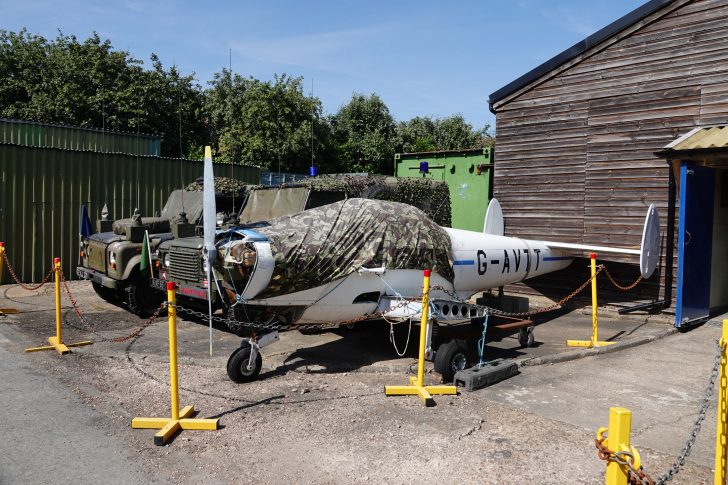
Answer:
0, 145, 259, 282
0, 118, 161, 156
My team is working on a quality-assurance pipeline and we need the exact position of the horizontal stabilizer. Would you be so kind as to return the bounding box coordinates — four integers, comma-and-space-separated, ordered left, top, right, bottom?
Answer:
544, 204, 660, 279
543, 241, 640, 256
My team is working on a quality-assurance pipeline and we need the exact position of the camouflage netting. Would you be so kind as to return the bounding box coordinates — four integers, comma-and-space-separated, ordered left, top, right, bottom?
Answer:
185, 177, 253, 197
186, 175, 452, 227
219, 198, 454, 299
289, 175, 452, 227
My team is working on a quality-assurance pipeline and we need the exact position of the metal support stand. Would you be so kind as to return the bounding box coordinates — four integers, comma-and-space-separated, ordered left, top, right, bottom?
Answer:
132, 282, 218, 445
567, 253, 616, 349
0, 242, 18, 315
384, 270, 457, 407
25, 258, 92, 354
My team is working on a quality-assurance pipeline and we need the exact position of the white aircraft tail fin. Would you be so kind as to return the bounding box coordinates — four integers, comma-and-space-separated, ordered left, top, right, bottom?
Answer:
483, 198, 504, 236
544, 204, 660, 279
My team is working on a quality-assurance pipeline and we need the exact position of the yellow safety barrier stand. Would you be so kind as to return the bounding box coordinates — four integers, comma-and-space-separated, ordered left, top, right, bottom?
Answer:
132, 281, 218, 445
25, 257, 92, 354
567, 253, 616, 348
385, 269, 457, 407
596, 407, 644, 485
714, 319, 728, 485
0, 242, 18, 315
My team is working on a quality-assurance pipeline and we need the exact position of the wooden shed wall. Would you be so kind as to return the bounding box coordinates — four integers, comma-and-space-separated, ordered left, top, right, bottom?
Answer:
492, 0, 728, 305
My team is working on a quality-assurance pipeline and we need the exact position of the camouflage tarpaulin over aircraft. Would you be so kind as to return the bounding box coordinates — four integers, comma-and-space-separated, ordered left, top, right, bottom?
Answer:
217, 198, 454, 299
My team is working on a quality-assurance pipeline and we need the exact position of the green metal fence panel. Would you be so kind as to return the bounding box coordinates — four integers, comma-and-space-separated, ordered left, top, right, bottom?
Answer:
394, 148, 494, 232
0, 119, 162, 156
0, 145, 259, 282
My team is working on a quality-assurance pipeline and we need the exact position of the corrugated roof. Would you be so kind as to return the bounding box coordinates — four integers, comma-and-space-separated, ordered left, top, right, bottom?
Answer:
488, 0, 674, 111
660, 125, 728, 153
0, 118, 161, 156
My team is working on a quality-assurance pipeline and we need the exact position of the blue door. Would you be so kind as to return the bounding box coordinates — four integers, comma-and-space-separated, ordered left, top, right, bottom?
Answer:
676, 163, 715, 327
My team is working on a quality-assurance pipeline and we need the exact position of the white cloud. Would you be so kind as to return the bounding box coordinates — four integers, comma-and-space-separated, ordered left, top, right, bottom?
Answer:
230, 24, 391, 73
537, 5, 601, 37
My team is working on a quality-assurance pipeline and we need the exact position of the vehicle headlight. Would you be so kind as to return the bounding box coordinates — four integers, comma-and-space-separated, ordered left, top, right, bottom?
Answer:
109, 252, 116, 265
164, 253, 171, 267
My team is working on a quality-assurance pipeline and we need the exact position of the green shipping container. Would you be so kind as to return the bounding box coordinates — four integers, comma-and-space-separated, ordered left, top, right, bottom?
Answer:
394, 148, 494, 231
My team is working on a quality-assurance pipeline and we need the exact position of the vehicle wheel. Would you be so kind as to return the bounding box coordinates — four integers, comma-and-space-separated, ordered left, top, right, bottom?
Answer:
227, 343, 262, 383
126, 275, 164, 317
92, 282, 120, 304
518, 327, 535, 348
434, 339, 470, 383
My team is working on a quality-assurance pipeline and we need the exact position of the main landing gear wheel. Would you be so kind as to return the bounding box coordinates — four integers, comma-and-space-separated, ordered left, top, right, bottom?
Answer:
518, 327, 535, 348
434, 339, 470, 383
227, 342, 262, 383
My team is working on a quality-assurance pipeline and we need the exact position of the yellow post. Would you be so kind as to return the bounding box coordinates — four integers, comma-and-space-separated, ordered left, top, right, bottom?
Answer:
132, 281, 218, 445
54, 258, 62, 343
567, 253, 615, 348
416, 270, 431, 387
597, 407, 644, 485
714, 320, 728, 485
168, 283, 180, 421
0, 241, 4, 285
605, 407, 631, 485
384, 269, 457, 406
0, 242, 19, 315
590, 253, 599, 344
25, 257, 92, 354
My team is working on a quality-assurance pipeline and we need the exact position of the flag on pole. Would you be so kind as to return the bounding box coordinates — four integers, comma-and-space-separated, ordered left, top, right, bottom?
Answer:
140, 230, 152, 278
80, 204, 93, 238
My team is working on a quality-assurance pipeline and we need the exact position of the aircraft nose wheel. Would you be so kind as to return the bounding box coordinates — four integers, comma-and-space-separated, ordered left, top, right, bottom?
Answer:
227, 342, 262, 383
518, 327, 535, 348
434, 339, 470, 383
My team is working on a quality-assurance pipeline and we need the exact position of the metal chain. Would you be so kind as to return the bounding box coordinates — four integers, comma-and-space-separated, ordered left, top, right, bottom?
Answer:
602, 266, 643, 291
171, 297, 419, 333
110, 302, 166, 343
593, 340, 724, 485
431, 265, 605, 318
58, 269, 165, 343
2, 252, 54, 290
595, 435, 655, 484
653, 340, 724, 484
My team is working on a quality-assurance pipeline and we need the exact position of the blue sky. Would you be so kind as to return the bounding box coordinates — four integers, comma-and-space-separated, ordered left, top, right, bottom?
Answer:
1, 0, 645, 131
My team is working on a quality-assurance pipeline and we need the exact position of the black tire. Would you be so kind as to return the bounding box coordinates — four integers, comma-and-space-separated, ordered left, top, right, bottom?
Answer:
434, 339, 470, 383
126, 274, 164, 317
92, 281, 121, 304
518, 327, 535, 348
227, 343, 262, 383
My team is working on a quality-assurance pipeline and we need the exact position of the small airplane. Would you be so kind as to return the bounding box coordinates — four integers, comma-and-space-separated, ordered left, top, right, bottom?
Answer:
206, 177, 660, 383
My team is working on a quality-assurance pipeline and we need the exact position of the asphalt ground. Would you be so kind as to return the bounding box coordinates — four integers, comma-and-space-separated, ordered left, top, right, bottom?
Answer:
0, 280, 721, 484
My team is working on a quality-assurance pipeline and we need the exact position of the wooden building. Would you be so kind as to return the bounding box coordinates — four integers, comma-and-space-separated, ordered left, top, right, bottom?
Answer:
488, 0, 728, 323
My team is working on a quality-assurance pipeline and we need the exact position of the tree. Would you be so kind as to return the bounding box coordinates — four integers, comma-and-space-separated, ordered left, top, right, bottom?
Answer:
205, 71, 332, 172
330, 93, 396, 175
395, 114, 493, 153
0, 29, 206, 157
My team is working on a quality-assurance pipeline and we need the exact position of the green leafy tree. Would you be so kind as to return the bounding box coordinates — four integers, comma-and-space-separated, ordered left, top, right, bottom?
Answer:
330, 93, 396, 175
395, 114, 493, 153
205, 71, 332, 172
0, 29, 206, 157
